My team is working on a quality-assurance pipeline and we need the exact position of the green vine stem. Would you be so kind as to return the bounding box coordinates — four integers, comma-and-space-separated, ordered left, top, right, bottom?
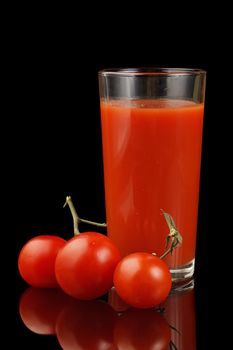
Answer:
160, 210, 182, 260
64, 196, 107, 235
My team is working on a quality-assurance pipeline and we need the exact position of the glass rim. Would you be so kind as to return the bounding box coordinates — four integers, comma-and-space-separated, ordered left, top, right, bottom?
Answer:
98, 67, 206, 77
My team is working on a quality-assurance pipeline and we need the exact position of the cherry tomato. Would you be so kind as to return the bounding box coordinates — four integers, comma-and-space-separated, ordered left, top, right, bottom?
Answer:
55, 232, 121, 300
114, 308, 171, 350
114, 252, 172, 308
56, 298, 117, 350
19, 287, 68, 335
18, 235, 66, 288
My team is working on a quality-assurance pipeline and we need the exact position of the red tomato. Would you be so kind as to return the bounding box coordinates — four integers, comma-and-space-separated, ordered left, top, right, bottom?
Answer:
18, 235, 66, 288
55, 232, 121, 300
114, 252, 172, 308
19, 287, 68, 335
56, 298, 117, 350
114, 308, 171, 350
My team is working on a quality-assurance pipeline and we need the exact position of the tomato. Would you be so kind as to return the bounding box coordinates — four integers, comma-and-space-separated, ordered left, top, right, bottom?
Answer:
55, 232, 121, 300
114, 252, 172, 308
18, 235, 66, 288
19, 287, 68, 335
114, 308, 171, 350
56, 298, 117, 350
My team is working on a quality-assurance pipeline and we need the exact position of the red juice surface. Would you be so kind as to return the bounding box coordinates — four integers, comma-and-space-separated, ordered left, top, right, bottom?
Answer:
100, 99, 204, 268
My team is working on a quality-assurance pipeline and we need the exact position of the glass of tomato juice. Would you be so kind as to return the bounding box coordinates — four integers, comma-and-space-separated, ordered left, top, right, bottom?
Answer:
98, 68, 206, 281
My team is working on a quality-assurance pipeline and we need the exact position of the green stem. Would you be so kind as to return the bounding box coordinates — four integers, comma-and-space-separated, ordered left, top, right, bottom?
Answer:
64, 196, 80, 235
160, 239, 180, 259
64, 196, 107, 236
79, 218, 107, 227
159, 211, 182, 260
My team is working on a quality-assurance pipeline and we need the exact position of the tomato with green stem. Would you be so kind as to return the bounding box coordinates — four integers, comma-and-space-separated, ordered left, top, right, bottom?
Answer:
55, 196, 121, 300
113, 211, 182, 309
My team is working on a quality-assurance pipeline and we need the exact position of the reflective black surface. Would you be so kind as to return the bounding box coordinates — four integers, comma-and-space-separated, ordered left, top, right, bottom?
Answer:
16, 273, 225, 350
17, 283, 197, 349
13, 19, 231, 348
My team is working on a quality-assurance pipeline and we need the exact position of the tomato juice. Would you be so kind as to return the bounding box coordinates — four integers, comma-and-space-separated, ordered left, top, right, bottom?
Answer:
100, 99, 204, 268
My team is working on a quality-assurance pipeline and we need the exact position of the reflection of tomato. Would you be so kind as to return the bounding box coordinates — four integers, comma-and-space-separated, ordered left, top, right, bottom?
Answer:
114, 309, 171, 350
19, 287, 68, 335
56, 298, 118, 350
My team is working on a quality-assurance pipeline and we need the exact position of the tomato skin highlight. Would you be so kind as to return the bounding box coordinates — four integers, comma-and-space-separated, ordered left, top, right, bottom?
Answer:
114, 252, 172, 308
55, 232, 121, 300
18, 235, 66, 288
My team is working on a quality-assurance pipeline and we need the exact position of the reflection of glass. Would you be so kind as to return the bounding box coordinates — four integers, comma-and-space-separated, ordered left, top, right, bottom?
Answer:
163, 281, 196, 349
99, 68, 206, 281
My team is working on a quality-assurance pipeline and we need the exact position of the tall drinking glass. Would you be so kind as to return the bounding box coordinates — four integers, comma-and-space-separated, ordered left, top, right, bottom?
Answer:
99, 68, 206, 281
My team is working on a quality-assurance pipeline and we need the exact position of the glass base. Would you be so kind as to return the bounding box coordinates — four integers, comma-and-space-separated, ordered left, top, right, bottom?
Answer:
171, 278, 194, 294
170, 259, 195, 283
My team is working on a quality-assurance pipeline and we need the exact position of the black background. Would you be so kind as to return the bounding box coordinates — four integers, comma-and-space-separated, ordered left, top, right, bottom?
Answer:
12, 12, 231, 349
